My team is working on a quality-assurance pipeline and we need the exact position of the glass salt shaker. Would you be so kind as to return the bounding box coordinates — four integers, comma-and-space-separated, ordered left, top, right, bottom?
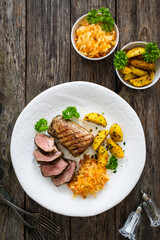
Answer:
119, 204, 142, 240
142, 190, 160, 227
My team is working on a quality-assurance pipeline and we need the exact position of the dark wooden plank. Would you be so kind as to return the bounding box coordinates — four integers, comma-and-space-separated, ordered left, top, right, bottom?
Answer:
116, 0, 160, 239
0, 0, 26, 239
0, 1, 159, 239
70, 1, 116, 240
25, 1, 71, 239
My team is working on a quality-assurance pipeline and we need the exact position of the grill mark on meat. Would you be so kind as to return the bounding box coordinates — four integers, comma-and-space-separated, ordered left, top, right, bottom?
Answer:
69, 139, 92, 151
48, 115, 94, 157
60, 133, 91, 144
62, 136, 91, 148
70, 148, 86, 156
60, 135, 92, 152
58, 131, 82, 140
71, 146, 87, 153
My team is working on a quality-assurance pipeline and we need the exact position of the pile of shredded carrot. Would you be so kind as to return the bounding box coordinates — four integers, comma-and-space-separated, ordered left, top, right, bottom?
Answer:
68, 155, 109, 199
75, 19, 116, 58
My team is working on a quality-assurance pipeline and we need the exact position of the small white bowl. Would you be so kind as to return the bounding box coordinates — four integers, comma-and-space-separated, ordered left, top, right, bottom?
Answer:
71, 13, 119, 60
116, 41, 160, 90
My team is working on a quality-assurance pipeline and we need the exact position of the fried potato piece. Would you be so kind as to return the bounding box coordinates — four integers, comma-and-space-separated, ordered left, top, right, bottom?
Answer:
93, 130, 109, 151
130, 65, 148, 77
130, 71, 154, 87
84, 113, 107, 127
148, 71, 155, 81
107, 138, 124, 158
109, 123, 123, 142
120, 67, 132, 74
131, 60, 156, 71
124, 72, 137, 81
97, 146, 108, 167
126, 47, 145, 58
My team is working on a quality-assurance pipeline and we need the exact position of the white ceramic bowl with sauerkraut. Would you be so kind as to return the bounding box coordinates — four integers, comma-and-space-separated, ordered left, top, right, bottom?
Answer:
71, 14, 119, 60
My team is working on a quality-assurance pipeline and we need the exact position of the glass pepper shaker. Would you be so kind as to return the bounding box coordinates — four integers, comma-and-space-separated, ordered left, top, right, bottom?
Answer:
119, 204, 142, 240
142, 190, 160, 227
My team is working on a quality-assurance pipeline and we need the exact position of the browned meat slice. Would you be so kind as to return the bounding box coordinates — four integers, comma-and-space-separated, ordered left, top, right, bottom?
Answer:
33, 149, 62, 164
34, 134, 56, 153
41, 158, 68, 177
52, 160, 77, 186
48, 115, 94, 157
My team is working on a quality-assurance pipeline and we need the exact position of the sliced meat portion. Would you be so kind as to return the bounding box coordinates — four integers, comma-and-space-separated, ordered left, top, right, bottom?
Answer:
52, 160, 77, 186
41, 158, 69, 177
33, 149, 62, 164
34, 134, 55, 153
48, 115, 94, 157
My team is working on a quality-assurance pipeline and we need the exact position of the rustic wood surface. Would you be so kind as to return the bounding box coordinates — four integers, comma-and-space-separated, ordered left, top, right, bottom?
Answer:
0, 0, 160, 239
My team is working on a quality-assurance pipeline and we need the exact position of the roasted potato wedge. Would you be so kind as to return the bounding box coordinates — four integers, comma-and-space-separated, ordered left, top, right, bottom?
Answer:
126, 47, 145, 58
109, 123, 123, 142
124, 72, 137, 81
97, 146, 108, 167
84, 113, 107, 127
130, 72, 154, 87
148, 71, 155, 81
130, 65, 148, 77
93, 130, 109, 151
120, 67, 132, 74
107, 138, 124, 158
131, 60, 156, 71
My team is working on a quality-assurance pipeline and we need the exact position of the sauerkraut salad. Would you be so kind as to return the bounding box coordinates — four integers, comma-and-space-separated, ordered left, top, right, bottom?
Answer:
75, 19, 116, 58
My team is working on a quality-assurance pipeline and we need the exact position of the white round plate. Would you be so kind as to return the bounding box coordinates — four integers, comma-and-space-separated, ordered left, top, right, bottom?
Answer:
11, 82, 146, 217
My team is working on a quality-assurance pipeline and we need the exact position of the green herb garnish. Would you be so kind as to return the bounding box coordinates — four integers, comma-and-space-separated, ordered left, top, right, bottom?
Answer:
62, 106, 80, 120
114, 50, 128, 70
35, 118, 49, 132
106, 155, 118, 173
87, 7, 115, 33
143, 42, 160, 63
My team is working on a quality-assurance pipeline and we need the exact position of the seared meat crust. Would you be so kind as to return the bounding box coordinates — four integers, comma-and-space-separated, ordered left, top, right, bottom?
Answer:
48, 115, 94, 157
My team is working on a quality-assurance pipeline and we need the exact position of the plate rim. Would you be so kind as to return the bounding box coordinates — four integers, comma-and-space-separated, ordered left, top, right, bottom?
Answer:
10, 81, 146, 217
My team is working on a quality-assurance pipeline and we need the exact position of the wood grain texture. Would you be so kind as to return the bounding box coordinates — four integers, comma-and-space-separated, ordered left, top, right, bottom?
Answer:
0, 0, 26, 239
115, 0, 160, 239
0, 0, 160, 239
25, 1, 71, 239
26, 0, 71, 101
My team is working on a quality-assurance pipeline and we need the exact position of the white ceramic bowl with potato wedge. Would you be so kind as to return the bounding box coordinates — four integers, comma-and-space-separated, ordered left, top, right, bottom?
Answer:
116, 41, 160, 90
71, 14, 119, 60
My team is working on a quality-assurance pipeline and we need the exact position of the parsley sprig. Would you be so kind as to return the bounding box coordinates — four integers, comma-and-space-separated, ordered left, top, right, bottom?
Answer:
114, 50, 128, 70
87, 7, 115, 33
106, 155, 118, 173
62, 106, 80, 120
35, 118, 49, 132
143, 42, 160, 63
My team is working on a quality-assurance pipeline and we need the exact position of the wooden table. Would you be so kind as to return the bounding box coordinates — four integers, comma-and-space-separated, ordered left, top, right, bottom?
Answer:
0, 0, 160, 239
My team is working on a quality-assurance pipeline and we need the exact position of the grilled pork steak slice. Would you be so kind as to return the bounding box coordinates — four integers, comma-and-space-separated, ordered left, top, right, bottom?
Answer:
52, 160, 77, 186
48, 115, 94, 157
41, 158, 68, 177
34, 134, 55, 153
33, 149, 62, 164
